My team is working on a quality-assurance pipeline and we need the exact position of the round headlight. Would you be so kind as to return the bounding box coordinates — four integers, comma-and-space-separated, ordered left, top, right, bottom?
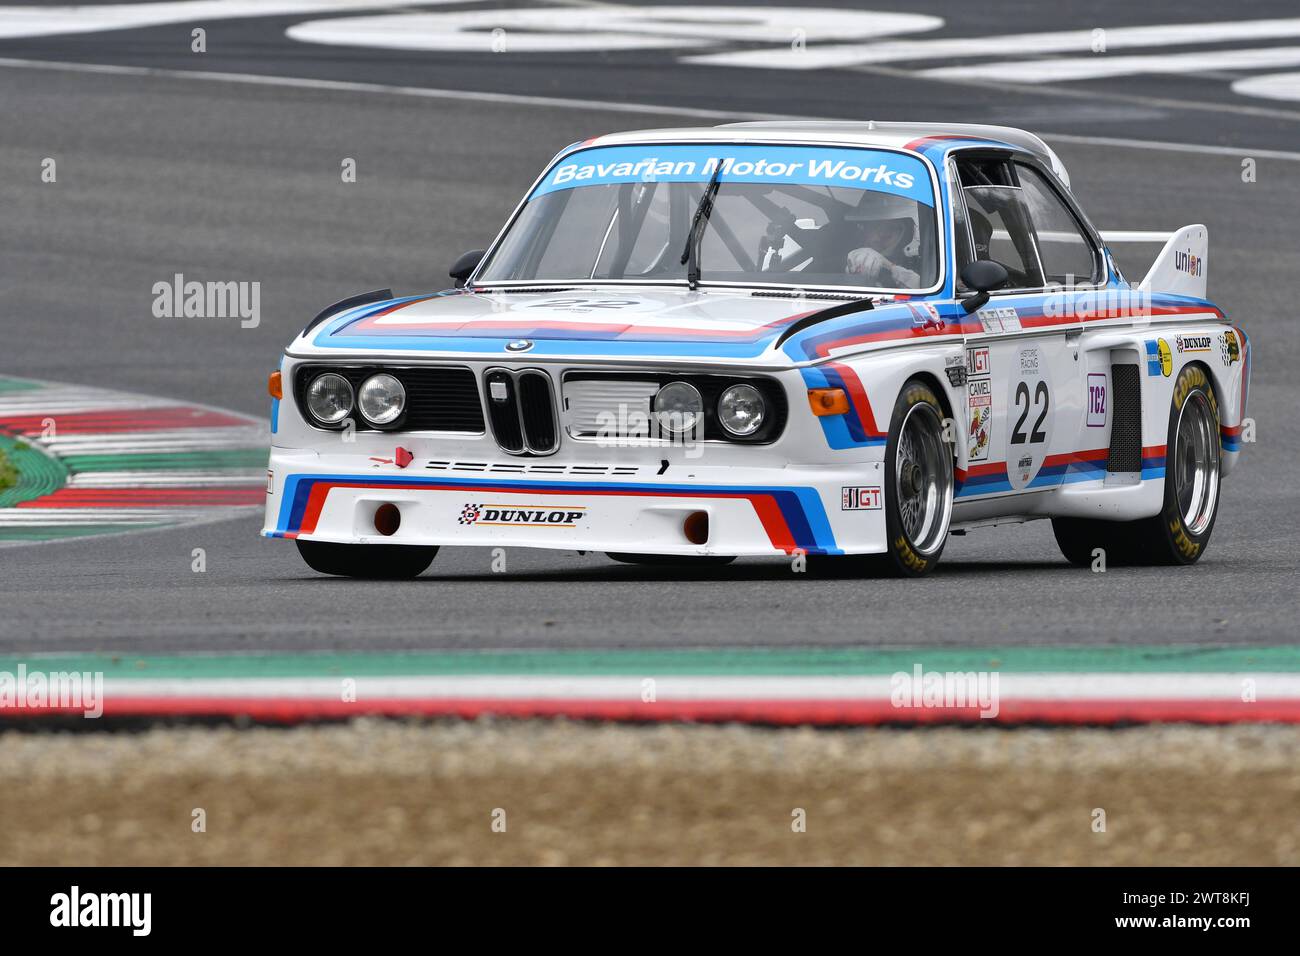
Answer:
358, 373, 406, 426
654, 381, 703, 435
718, 384, 765, 437
306, 372, 353, 425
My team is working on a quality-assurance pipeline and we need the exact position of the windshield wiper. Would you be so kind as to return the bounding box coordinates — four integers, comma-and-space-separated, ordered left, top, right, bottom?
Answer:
678, 159, 725, 291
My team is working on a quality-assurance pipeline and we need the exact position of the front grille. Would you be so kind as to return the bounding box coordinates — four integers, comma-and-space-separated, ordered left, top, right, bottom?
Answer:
562, 372, 788, 444
563, 377, 659, 437
484, 368, 559, 456
1107, 363, 1142, 473
519, 371, 558, 453
294, 365, 483, 433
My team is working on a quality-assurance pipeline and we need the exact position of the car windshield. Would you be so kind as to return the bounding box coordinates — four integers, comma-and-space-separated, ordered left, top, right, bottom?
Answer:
476, 143, 940, 292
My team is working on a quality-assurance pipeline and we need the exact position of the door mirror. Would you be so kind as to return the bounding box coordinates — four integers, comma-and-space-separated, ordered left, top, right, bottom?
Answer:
450, 249, 486, 288
959, 259, 1009, 313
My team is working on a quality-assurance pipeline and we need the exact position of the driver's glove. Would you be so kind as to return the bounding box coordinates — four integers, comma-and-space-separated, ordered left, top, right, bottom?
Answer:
846, 247, 920, 288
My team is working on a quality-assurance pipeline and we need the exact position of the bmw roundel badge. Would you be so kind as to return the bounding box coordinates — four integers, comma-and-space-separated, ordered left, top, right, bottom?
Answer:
505, 339, 534, 352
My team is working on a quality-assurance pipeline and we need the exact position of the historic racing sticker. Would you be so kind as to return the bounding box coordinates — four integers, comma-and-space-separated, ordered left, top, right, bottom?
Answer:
1006, 345, 1055, 490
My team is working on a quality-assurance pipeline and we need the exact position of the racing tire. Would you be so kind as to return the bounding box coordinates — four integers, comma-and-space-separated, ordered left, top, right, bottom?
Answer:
606, 553, 736, 567
819, 379, 955, 577
1051, 362, 1221, 567
296, 540, 438, 579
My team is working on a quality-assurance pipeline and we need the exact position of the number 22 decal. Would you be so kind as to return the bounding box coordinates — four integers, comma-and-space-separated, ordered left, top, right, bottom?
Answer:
1010, 380, 1050, 444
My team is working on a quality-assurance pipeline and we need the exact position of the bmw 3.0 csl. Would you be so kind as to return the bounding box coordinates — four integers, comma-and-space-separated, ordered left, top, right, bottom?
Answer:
263, 122, 1249, 578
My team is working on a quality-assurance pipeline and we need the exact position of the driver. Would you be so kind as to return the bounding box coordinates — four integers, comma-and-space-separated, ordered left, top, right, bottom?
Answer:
843, 191, 922, 288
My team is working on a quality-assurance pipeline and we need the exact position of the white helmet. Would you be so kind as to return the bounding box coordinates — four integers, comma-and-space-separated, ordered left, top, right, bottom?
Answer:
844, 189, 916, 223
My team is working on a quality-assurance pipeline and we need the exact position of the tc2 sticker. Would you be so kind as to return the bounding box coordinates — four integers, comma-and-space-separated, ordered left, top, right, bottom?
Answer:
1086, 373, 1107, 428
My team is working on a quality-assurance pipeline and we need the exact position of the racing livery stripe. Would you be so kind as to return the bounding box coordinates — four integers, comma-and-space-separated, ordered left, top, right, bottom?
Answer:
270, 474, 839, 554
338, 312, 810, 342
788, 298, 1224, 362
799, 363, 888, 449
1220, 423, 1243, 452
954, 447, 1160, 497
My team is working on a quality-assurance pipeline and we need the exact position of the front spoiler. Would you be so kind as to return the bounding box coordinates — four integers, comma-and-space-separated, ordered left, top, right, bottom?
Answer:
262, 452, 891, 557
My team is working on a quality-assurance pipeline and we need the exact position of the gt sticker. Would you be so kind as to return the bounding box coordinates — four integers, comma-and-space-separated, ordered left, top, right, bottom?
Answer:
1006, 345, 1054, 490
966, 347, 991, 376
459, 503, 586, 527
1086, 373, 1107, 428
841, 486, 882, 510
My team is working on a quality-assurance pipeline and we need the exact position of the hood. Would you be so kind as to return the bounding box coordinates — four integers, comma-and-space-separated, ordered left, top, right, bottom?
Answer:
294, 286, 951, 365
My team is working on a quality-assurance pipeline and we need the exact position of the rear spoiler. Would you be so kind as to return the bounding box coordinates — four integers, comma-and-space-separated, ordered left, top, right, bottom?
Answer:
1100, 224, 1208, 299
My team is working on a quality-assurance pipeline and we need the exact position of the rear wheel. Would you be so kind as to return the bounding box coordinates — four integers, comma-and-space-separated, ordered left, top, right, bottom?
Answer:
296, 540, 437, 579
1052, 363, 1220, 567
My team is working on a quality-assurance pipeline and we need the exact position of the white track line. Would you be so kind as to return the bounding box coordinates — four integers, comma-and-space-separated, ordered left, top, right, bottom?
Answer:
67, 472, 267, 487
82, 673, 1300, 701
923, 46, 1300, 84
686, 17, 1300, 70
1, 55, 1297, 162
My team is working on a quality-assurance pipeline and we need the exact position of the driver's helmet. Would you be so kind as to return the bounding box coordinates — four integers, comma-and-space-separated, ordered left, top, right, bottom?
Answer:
844, 190, 917, 253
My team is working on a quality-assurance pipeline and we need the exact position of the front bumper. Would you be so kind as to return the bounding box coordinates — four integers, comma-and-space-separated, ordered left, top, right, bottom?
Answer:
263, 448, 889, 556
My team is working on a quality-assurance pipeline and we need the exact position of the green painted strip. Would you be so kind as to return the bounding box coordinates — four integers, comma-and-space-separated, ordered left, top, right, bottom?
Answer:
61, 449, 268, 472
0, 433, 70, 508
2, 645, 1298, 680
0, 376, 43, 394
0, 523, 170, 542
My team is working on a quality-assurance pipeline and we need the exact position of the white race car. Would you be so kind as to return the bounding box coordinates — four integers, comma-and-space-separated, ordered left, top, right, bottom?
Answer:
263, 122, 1249, 578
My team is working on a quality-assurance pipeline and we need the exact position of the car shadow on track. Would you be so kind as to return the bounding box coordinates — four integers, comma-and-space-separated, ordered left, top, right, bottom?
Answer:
273, 557, 1084, 585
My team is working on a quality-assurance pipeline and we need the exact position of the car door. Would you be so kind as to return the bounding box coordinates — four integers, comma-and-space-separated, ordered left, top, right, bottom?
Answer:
951, 152, 1093, 500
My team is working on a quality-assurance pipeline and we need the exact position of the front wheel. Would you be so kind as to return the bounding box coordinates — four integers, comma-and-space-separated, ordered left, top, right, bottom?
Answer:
818, 379, 954, 577
296, 540, 438, 579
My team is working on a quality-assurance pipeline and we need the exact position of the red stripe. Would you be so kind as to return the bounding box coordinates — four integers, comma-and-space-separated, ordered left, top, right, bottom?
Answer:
828, 362, 886, 440
0, 407, 248, 436
7, 696, 1299, 725
352, 312, 809, 340
904, 134, 981, 151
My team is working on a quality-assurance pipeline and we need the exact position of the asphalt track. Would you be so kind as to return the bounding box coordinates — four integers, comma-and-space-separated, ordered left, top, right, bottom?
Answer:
1, 1, 1297, 653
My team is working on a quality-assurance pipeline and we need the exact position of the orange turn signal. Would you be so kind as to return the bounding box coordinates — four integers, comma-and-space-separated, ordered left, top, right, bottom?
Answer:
808, 387, 849, 417
268, 371, 282, 400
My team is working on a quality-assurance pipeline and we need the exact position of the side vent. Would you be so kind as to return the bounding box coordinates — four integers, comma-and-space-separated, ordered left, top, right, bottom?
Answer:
1107, 363, 1142, 473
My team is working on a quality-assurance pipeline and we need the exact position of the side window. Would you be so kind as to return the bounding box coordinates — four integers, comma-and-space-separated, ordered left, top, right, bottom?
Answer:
954, 155, 1045, 290
1016, 164, 1100, 286
961, 185, 1045, 290
949, 161, 975, 288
